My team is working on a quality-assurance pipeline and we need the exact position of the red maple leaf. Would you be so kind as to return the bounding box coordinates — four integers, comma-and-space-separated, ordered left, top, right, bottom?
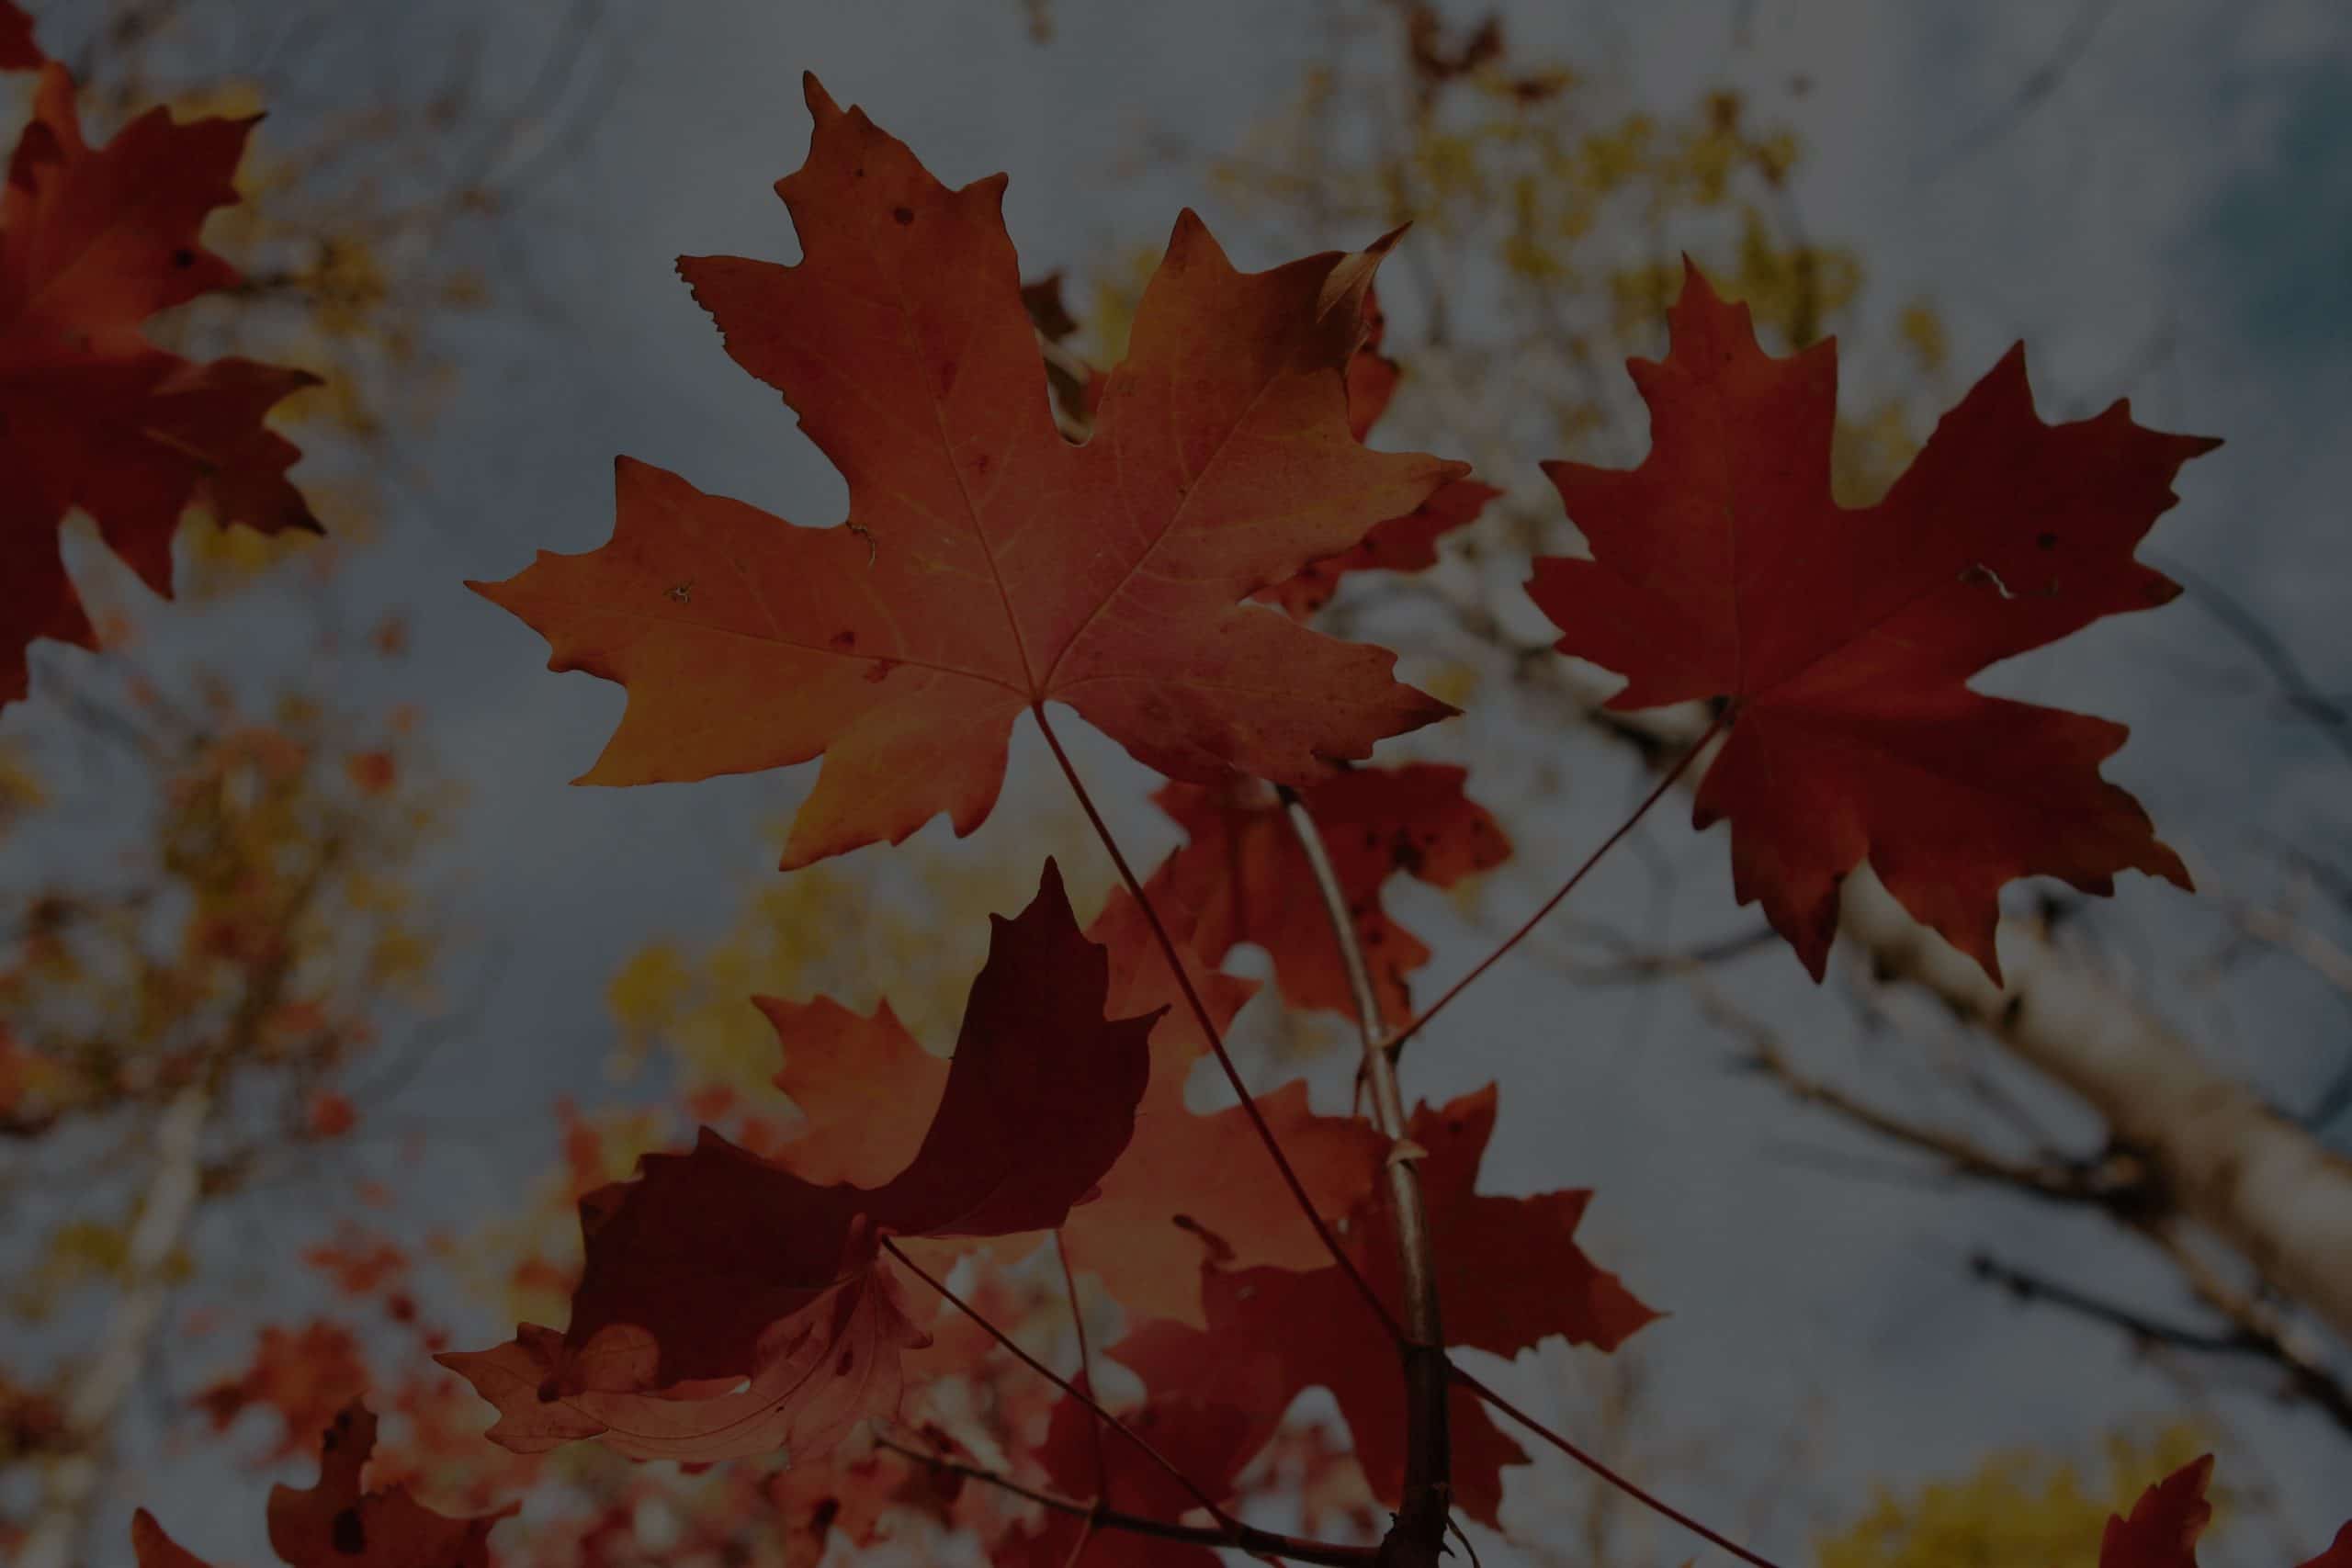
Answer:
1157, 762, 1511, 1024
1257, 286, 1499, 617
470, 75, 1461, 871
1526, 263, 2213, 980
437, 861, 1159, 1462
1110, 1085, 1653, 1527
1, 64, 319, 706
994, 1395, 1261, 1567
1258, 475, 1502, 619
132, 1403, 516, 1567
1022, 276, 1492, 623
0, 2, 40, 70
2098, 1455, 2352, 1568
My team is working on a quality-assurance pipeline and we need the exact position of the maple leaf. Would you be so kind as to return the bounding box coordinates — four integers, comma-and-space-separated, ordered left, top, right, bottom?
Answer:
1, 64, 320, 706
1112, 1261, 1528, 1529
469, 75, 1462, 871
1526, 263, 2214, 981
2098, 1455, 2352, 1568
994, 1394, 1261, 1567
1157, 762, 1511, 1024
759, 858, 1380, 1326
758, 992, 939, 1188
1018, 275, 1487, 621
1064, 865, 1381, 1325
1110, 1085, 1653, 1527
131, 1403, 516, 1567
438, 860, 1159, 1462
0, 2, 39, 70
1256, 285, 1499, 617
1259, 476, 1501, 619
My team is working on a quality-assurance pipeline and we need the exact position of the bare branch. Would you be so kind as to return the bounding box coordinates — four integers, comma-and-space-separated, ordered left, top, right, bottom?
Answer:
1280, 787, 1451, 1560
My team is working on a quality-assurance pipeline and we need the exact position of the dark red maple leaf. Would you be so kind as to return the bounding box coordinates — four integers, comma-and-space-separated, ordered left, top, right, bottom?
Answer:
989, 1394, 1264, 1568
1527, 263, 2213, 981
1157, 762, 1511, 1025
470, 76, 1462, 871
1, 63, 319, 706
2098, 1455, 2352, 1568
761, 856, 1377, 1328
0, 2, 40, 70
1110, 1085, 1653, 1528
438, 861, 1159, 1462
1112, 1261, 1529, 1529
132, 1403, 516, 1567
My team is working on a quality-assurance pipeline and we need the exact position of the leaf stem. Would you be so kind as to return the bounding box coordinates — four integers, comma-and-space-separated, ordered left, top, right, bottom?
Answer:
1031, 704, 1405, 1341
880, 1236, 1233, 1529
1450, 1362, 1785, 1568
1055, 1230, 1108, 1495
1279, 787, 1452, 1554
874, 1435, 1381, 1566
1386, 713, 1726, 1058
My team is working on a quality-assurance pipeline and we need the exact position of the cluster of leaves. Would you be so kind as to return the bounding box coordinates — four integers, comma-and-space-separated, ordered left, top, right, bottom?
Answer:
4, 0, 2335, 1562
0, 3, 319, 708
212, 71, 2251, 1567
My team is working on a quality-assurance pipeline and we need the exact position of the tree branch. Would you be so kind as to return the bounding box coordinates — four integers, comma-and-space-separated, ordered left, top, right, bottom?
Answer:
1732, 1033, 2138, 1210
1281, 788, 1451, 1562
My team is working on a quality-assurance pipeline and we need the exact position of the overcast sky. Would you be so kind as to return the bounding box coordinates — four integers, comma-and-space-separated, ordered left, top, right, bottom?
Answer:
8, 1, 2351, 1562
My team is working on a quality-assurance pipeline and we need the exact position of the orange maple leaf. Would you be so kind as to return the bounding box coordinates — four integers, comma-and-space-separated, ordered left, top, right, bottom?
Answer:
1, 64, 319, 705
1528, 264, 2214, 980
470, 76, 1461, 870
1157, 762, 1511, 1024
133, 1404, 516, 1567
1110, 1086, 1654, 1529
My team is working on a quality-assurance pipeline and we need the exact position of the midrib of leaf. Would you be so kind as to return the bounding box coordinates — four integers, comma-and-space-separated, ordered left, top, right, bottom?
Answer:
890, 256, 1045, 697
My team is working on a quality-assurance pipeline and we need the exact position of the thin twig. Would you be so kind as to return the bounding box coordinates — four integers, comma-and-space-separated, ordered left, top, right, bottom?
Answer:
2135, 1225, 2352, 1437
1970, 1252, 2251, 1354
1056, 1230, 1108, 1496
1031, 705, 1404, 1341
873, 1435, 1381, 1566
1281, 788, 1452, 1554
1386, 712, 1726, 1058
1735, 1037, 2118, 1208
880, 1237, 1235, 1530
1451, 1363, 1787, 1568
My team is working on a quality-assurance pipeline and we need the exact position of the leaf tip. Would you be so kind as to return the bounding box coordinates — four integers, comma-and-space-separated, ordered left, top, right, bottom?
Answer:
1032, 854, 1072, 916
